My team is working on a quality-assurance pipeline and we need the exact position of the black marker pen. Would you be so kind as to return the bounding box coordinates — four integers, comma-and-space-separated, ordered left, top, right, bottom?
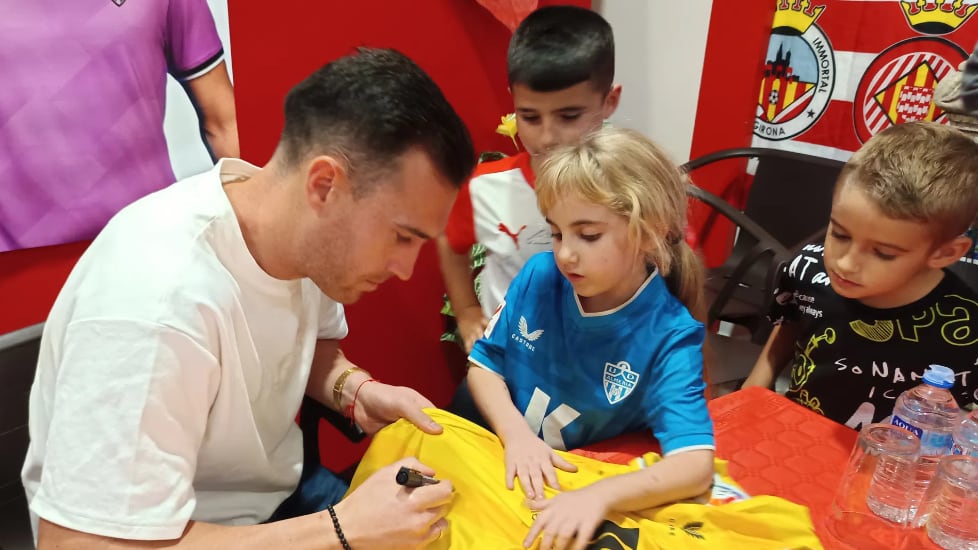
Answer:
395, 466, 440, 487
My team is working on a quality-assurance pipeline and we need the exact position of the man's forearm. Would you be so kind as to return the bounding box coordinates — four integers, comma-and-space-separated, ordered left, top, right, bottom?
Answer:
306, 339, 371, 413
38, 513, 342, 550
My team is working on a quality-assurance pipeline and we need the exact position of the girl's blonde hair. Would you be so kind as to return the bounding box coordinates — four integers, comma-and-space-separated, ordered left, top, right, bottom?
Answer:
535, 127, 707, 323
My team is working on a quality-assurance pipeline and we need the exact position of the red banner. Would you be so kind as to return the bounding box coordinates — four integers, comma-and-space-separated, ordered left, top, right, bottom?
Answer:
751, 0, 978, 160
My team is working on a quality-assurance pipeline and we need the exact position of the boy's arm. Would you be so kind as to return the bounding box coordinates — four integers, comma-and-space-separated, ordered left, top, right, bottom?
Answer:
742, 322, 799, 389
437, 235, 486, 352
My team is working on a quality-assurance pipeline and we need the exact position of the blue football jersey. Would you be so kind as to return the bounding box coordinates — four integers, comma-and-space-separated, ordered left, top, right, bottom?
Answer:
470, 252, 714, 454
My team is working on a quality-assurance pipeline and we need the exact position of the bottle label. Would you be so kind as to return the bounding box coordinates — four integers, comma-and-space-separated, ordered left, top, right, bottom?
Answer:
952, 443, 978, 458
892, 415, 922, 437
892, 415, 952, 455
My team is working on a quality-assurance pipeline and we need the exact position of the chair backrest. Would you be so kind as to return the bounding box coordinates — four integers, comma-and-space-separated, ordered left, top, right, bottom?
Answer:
0, 324, 41, 510
743, 151, 844, 251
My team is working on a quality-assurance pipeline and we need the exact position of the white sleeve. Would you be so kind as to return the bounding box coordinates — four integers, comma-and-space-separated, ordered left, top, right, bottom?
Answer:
317, 294, 348, 340
30, 319, 220, 541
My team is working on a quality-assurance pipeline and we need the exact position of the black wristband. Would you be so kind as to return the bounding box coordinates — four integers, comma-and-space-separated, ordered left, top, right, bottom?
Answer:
326, 504, 352, 550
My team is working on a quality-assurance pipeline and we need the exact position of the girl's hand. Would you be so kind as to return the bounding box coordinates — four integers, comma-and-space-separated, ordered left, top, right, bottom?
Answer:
504, 433, 578, 499
523, 488, 610, 550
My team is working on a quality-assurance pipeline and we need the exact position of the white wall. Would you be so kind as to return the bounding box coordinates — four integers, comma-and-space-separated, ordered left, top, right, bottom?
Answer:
595, 0, 712, 164
162, 0, 231, 180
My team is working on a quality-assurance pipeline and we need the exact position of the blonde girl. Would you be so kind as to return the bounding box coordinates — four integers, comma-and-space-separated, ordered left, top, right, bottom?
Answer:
466, 127, 715, 550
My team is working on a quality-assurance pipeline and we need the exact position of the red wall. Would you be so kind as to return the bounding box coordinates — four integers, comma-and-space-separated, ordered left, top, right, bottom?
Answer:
688, 2, 776, 267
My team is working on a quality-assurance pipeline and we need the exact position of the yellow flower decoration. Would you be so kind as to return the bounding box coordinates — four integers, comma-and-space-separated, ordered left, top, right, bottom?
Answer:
495, 113, 519, 151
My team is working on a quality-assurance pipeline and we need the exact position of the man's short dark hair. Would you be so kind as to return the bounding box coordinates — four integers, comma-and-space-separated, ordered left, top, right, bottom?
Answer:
279, 48, 475, 194
507, 6, 614, 93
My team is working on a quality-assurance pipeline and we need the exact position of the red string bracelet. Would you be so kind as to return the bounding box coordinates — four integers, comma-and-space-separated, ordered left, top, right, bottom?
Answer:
348, 378, 378, 427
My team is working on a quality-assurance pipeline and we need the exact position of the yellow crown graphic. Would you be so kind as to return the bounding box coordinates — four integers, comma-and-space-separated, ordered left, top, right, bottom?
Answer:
773, 0, 825, 34
900, 1, 978, 35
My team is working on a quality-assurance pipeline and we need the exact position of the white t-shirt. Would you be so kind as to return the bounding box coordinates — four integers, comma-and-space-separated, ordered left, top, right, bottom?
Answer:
443, 153, 552, 318
22, 159, 348, 540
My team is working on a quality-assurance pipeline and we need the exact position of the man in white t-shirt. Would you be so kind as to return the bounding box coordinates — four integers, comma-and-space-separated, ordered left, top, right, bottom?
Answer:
23, 48, 475, 550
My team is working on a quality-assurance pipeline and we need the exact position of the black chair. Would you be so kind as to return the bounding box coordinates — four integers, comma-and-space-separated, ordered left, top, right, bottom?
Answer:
682, 148, 845, 343
0, 323, 43, 549
298, 395, 366, 480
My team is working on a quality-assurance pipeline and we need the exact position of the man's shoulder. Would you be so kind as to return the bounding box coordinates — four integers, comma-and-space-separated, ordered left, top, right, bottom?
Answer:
69, 182, 240, 323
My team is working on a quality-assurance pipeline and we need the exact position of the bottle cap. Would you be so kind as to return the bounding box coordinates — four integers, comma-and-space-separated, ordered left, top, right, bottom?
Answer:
923, 364, 955, 389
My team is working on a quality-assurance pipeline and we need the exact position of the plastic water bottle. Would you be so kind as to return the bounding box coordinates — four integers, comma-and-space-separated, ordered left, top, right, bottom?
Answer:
925, 456, 978, 550
952, 409, 978, 458
889, 364, 959, 525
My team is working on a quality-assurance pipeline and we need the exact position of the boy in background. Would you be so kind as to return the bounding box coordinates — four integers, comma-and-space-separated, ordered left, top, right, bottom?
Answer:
743, 122, 978, 428
437, 5, 621, 352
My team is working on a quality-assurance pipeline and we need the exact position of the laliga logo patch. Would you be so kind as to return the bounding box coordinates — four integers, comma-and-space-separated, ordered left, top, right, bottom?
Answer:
754, 1, 835, 141
899, 1, 978, 35
484, 300, 504, 339
853, 37, 965, 144
603, 361, 639, 405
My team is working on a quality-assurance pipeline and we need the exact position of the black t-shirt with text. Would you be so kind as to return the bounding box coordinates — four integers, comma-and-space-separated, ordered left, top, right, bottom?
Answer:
773, 243, 978, 428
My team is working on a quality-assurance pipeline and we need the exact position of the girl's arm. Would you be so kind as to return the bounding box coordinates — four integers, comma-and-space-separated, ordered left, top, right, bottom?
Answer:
467, 366, 578, 498
580, 449, 715, 511
467, 366, 535, 445
523, 450, 714, 550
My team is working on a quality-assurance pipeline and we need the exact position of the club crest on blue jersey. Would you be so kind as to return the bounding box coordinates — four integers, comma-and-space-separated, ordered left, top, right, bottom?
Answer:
603, 361, 639, 405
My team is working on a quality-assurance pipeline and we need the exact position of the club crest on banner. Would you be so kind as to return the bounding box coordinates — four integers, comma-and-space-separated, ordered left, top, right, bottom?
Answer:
899, 1, 978, 35
754, 1, 835, 141
853, 37, 966, 143
603, 361, 639, 405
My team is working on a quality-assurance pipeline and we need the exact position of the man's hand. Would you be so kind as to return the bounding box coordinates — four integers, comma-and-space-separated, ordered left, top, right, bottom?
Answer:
352, 382, 443, 435
455, 304, 488, 353
334, 458, 453, 549
523, 487, 610, 550
504, 432, 578, 500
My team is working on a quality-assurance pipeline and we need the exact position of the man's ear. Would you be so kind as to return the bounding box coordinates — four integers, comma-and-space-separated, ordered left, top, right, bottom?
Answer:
305, 155, 348, 212
602, 84, 622, 119
928, 234, 973, 269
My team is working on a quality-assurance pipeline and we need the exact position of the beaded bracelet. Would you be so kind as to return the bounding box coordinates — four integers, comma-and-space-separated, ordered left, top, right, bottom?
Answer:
326, 504, 352, 550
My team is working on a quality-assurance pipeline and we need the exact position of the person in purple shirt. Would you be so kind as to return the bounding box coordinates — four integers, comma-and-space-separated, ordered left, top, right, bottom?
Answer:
0, 0, 238, 252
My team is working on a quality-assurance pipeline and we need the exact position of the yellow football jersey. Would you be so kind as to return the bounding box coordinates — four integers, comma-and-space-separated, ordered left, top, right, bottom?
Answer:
347, 410, 822, 549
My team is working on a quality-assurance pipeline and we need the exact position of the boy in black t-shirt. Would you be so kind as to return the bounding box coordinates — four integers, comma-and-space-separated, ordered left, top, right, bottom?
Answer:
743, 121, 978, 428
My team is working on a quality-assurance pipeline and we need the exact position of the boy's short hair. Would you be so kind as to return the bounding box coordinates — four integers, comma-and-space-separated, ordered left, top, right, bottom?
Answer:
507, 6, 614, 93
840, 121, 978, 241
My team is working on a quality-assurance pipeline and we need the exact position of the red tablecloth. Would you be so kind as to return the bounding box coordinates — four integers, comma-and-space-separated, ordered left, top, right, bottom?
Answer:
710, 387, 856, 548
574, 387, 940, 549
